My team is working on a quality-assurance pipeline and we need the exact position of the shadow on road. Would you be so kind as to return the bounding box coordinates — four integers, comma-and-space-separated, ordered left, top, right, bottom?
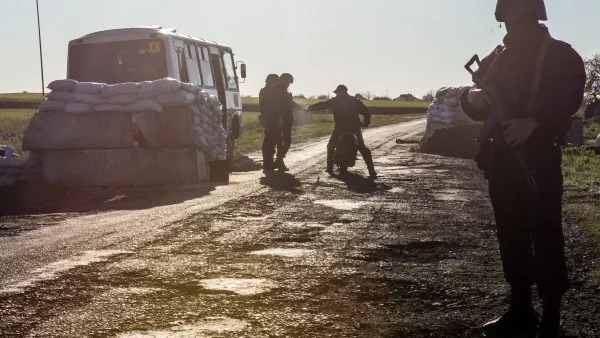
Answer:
0, 182, 217, 218
259, 172, 303, 194
333, 172, 391, 194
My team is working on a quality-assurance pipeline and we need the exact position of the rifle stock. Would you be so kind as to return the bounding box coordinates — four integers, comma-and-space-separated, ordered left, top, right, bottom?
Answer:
465, 55, 538, 192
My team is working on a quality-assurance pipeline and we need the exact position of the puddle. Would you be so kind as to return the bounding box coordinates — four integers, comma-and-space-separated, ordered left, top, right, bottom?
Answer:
433, 189, 469, 202
388, 187, 406, 194
1, 250, 133, 294
250, 248, 315, 258
118, 317, 247, 337
313, 200, 366, 211
200, 278, 275, 295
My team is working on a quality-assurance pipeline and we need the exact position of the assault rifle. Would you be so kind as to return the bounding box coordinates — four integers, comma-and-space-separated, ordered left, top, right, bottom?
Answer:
465, 55, 538, 192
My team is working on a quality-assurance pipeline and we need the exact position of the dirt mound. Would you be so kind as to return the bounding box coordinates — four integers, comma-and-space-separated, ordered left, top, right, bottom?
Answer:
419, 124, 481, 159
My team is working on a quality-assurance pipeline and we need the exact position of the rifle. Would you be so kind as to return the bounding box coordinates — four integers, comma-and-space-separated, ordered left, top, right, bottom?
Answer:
465, 55, 538, 192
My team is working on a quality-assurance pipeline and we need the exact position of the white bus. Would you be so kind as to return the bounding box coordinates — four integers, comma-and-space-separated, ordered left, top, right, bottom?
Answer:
66, 26, 246, 159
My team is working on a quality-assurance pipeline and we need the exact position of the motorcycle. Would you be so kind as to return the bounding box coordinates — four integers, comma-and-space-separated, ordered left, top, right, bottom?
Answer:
333, 131, 359, 174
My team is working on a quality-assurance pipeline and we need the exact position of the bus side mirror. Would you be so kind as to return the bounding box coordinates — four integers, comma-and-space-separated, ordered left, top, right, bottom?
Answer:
240, 63, 247, 79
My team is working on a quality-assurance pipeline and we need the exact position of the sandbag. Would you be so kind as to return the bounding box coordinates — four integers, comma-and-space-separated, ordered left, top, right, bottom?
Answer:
106, 94, 139, 105
46, 91, 75, 102
445, 96, 460, 107
181, 82, 201, 93
100, 82, 139, 98
47, 79, 77, 92
39, 99, 66, 112
72, 92, 105, 105
126, 100, 163, 113
139, 78, 181, 98
74, 82, 105, 94
94, 104, 126, 113
65, 103, 94, 114
156, 90, 195, 108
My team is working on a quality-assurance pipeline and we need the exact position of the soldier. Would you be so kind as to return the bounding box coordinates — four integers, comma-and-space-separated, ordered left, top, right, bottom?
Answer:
459, 0, 586, 336
307, 85, 377, 178
259, 74, 282, 173
275, 73, 302, 171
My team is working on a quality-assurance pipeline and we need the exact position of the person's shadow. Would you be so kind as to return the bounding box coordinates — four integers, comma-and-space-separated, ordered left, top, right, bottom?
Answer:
259, 172, 303, 194
332, 172, 390, 194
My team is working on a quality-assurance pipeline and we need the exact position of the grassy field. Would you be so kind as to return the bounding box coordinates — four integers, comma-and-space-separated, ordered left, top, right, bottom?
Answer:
241, 96, 430, 108
0, 109, 36, 155
0, 93, 44, 100
235, 112, 424, 154
562, 116, 600, 276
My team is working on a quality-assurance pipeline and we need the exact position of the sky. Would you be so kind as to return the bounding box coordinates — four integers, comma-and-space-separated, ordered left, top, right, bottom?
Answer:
0, 0, 598, 98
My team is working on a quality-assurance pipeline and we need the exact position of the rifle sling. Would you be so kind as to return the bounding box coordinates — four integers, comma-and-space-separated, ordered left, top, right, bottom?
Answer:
526, 35, 552, 115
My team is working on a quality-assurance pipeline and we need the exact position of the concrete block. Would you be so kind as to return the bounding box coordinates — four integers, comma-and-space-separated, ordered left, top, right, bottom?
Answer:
132, 107, 192, 148
43, 148, 201, 186
22, 111, 133, 151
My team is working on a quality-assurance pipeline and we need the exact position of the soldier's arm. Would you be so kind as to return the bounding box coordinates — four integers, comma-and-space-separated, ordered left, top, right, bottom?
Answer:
358, 100, 371, 126
307, 100, 331, 112
529, 45, 586, 137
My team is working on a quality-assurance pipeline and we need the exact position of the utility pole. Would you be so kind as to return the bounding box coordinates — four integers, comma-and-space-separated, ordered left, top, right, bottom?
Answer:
36, 0, 45, 96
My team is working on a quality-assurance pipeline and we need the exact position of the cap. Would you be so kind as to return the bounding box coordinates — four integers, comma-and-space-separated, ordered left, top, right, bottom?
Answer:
333, 85, 348, 94
265, 74, 279, 83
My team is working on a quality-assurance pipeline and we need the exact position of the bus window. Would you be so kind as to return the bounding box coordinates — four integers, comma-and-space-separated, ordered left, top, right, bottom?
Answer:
198, 46, 215, 87
185, 43, 202, 85
176, 48, 190, 83
69, 39, 167, 83
222, 51, 238, 89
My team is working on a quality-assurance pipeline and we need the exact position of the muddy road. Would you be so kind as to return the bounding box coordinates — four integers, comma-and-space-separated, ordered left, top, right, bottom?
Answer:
1, 119, 599, 337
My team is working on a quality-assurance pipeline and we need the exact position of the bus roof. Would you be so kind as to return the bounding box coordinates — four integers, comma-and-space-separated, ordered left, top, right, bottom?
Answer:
71, 26, 231, 50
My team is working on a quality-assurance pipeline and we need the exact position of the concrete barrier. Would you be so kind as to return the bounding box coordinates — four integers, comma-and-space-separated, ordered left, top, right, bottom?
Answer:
43, 148, 203, 186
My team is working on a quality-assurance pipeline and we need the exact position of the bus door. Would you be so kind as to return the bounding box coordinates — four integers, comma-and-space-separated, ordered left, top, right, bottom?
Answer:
210, 50, 228, 129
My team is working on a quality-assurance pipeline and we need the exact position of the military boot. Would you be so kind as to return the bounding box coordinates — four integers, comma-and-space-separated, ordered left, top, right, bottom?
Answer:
537, 296, 562, 338
483, 288, 538, 336
275, 157, 289, 172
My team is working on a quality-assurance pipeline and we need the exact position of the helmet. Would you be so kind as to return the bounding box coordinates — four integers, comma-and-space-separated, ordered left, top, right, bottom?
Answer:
265, 74, 279, 83
280, 73, 294, 84
495, 0, 547, 22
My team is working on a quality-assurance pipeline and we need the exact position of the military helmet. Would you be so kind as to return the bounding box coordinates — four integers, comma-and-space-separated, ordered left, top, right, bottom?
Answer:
495, 0, 547, 22
280, 73, 294, 84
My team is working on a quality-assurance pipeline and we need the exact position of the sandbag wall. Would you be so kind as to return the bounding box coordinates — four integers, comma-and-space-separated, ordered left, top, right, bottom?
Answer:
23, 78, 228, 186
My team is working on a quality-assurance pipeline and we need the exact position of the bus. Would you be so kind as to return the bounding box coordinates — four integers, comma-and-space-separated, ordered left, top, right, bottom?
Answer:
66, 25, 246, 160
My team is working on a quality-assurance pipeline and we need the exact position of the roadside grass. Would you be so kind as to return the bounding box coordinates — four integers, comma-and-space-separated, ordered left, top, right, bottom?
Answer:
562, 117, 600, 277
241, 96, 430, 108
0, 109, 35, 155
0, 93, 44, 100
236, 112, 424, 154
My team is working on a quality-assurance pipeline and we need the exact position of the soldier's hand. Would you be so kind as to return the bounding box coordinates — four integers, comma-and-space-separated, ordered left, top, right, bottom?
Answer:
502, 118, 539, 148
467, 89, 491, 111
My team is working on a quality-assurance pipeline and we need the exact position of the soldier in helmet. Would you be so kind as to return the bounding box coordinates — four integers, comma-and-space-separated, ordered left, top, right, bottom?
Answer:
259, 74, 282, 173
275, 73, 302, 171
460, 0, 586, 336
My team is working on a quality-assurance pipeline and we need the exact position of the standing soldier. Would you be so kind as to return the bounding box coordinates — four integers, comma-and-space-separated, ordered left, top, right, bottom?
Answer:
275, 73, 302, 171
259, 74, 282, 173
460, 0, 586, 336
307, 85, 377, 179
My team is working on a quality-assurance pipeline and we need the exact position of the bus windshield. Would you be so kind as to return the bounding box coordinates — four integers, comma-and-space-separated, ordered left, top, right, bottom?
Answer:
68, 39, 168, 84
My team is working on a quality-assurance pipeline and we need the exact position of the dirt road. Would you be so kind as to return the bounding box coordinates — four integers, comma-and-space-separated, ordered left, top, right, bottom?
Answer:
1, 119, 598, 337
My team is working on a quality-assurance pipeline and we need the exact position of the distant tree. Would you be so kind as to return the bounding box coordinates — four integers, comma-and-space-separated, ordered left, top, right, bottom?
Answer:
317, 94, 329, 100
395, 93, 419, 101
359, 91, 373, 100
421, 89, 435, 102
585, 54, 600, 93
22, 90, 28, 94
373, 96, 391, 101
293, 94, 306, 99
